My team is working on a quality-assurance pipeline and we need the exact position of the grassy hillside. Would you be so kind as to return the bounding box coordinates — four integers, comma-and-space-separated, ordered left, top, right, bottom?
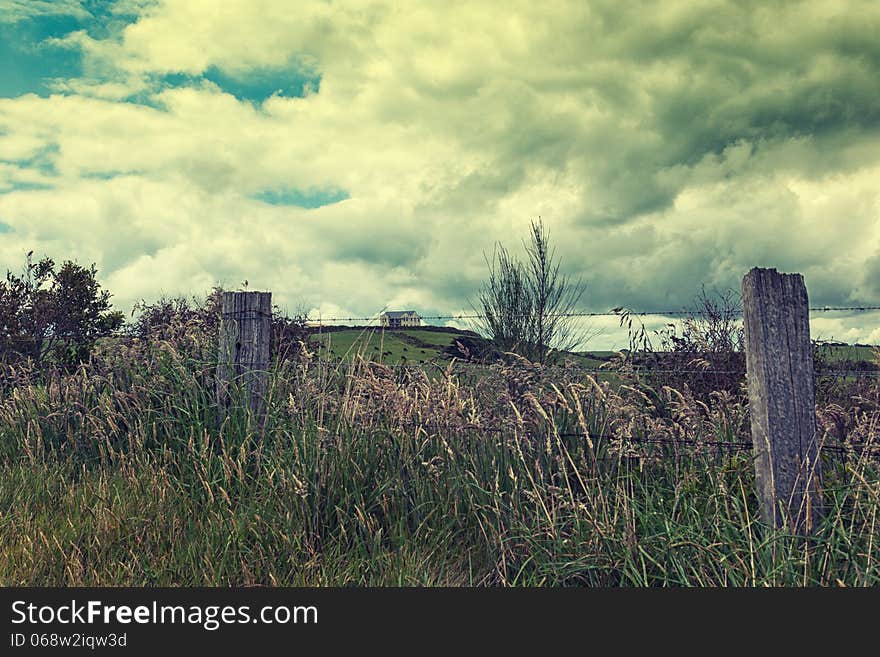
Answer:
312, 327, 877, 370
817, 343, 877, 364
314, 327, 469, 364
314, 328, 630, 367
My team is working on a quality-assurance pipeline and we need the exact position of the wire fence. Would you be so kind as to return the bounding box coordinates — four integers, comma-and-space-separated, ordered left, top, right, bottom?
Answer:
402, 421, 880, 463
297, 358, 880, 380
2, 303, 877, 347
2, 290, 879, 494
292, 301, 880, 379
2, 335, 879, 469
301, 304, 880, 324
32, 351, 865, 380
2, 344, 875, 380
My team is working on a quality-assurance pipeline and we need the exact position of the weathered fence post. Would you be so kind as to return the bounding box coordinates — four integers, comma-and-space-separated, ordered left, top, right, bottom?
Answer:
742, 268, 822, 533
217, 290, 272, 425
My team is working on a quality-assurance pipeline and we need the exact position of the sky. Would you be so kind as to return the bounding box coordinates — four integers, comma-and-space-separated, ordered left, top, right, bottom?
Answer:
0, 0, 879, 349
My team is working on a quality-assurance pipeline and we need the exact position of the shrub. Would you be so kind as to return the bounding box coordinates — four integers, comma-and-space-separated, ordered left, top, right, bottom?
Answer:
473, 219, 588, 364
130, 287, 313, 363
0, 253, 123, 370
615, 287, 746, 399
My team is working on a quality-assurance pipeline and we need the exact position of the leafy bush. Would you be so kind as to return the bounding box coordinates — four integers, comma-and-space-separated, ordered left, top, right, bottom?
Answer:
0, 253, 123, 370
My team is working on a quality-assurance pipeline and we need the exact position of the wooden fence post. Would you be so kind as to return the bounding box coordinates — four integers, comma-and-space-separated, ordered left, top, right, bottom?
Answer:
742, 268, 822, 533
217, 290, 272, 425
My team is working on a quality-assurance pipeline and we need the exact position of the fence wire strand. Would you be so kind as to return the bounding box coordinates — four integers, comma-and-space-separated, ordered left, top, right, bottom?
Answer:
403, 421, 880, 462
301, 304, 880, 324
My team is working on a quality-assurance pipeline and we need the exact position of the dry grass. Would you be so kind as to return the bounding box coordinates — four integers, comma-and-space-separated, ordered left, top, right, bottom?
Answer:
1, 318, 879, 586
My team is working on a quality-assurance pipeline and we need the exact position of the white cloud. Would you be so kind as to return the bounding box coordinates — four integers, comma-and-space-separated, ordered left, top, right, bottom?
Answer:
1, 0, 880, 349
0, 0, 91, 23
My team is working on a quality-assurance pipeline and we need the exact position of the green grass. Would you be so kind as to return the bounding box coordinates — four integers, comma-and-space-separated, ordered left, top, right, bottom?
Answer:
1, 336, 880, 586
315, 329, 426, 363
399, 330, 461, 348
315, 327, 463, 364
315, 328, 878, 372
820, 344, 877, 364
314, 327, 627, 368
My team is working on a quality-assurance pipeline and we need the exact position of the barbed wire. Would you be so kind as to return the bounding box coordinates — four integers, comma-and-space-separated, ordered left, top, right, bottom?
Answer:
810, 306, 880, 313
301, 305, 880, 324
1, 304, 877, 337
446, 364, 880, 378
221, 310, 273, 319
43, 353, 875, 380
404, 421, 880, 461
305, 358, 880, 379
3, 348, 877, 380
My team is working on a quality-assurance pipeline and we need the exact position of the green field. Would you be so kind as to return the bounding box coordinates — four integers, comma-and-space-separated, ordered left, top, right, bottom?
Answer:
816, 343, 877, 363
315, 328, 627, 367
314, 327, 460, 363
313, 327, 877, 369
400, 330, 461, 347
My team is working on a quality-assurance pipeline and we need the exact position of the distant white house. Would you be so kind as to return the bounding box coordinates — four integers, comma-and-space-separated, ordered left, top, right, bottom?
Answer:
380, 310, 422, 328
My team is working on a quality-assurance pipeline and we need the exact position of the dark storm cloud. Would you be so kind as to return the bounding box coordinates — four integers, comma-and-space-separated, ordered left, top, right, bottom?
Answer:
1, 1, 879, 348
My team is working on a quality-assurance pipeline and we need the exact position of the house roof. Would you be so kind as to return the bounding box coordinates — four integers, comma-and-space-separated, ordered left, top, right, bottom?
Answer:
383, 310, 419, 318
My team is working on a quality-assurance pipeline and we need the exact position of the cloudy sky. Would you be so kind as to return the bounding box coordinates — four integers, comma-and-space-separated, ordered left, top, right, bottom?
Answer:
1, 0, 879, 348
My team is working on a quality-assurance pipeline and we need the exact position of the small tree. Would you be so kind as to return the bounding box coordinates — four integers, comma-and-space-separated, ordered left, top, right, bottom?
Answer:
0, 252, 124, 369
474, 218, 587, 363
476, 243, 534, 357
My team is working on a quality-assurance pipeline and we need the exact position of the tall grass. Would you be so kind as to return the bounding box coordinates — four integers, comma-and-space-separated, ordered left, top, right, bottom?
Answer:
1, 327, 879, 586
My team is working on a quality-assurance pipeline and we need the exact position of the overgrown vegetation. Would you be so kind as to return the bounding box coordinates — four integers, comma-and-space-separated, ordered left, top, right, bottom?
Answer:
473, 219, 589, 363
0, 253, 123, 371
1, 283, 879, 586
130, 288, 311, 363
613, 288, 747, 400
